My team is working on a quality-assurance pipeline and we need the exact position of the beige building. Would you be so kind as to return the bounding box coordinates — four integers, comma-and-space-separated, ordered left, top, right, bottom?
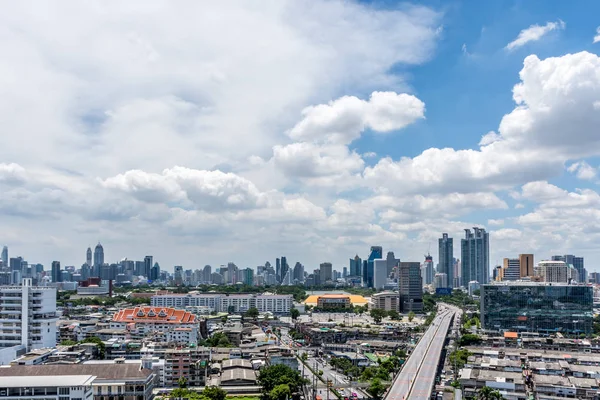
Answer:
370, 291, 399, 312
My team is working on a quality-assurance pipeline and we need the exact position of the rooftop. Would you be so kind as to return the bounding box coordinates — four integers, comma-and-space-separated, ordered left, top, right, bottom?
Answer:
112, 306, 196, 324
0, 363, 153, 381
0, 375, 95, 388
304, 294, 368, 306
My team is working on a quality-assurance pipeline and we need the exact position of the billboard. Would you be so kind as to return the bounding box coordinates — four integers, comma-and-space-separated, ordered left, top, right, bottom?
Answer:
435, 287, 452, 296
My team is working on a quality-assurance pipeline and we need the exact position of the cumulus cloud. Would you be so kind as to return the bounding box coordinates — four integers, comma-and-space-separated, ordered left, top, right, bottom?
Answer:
288, 91, 425, 145
567, 161, 598, 181
272, 143, 364, 179
505, 20, 565, 51
594, 26, 600, 43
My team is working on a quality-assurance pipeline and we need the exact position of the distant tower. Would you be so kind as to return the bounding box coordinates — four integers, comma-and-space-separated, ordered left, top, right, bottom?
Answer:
86, 247, 92, 266
93, 243, 104, 277
438, 233, 454, 288
1, 246, 7, 269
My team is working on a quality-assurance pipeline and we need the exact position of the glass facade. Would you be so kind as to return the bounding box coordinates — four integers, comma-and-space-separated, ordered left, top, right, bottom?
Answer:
481, 284, 593, 334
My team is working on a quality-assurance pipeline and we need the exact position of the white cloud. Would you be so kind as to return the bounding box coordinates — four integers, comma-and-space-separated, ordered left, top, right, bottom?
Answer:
567, 161, 598, 181
488, 219, 505, 226
288, 91, 425, 145
478, 131, 502, 146
505, 20, 565, 51
594, 26, 600, 43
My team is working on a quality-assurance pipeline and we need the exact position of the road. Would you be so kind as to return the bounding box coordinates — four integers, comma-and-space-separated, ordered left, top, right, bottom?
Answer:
384, 306, 456, 400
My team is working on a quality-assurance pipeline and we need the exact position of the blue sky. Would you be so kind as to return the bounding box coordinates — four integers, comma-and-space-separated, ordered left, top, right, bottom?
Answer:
1, 1, 600, 274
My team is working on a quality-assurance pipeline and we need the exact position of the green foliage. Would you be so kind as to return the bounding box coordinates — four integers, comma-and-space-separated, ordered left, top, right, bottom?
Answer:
330, 357, 360, 378
60, 340, 77, 346
290, 308, 300, 320
354, 305, 368, 314
477, 386, 504, 400
257, 364, 307, 397
387, 310, 400, 320
360, 366, 390, 381
366, 378, 388, 400
424, 311, 436, 326
203, 386, 226, 400
177, 377, 188, 389
200, 332, 232, 348
459, 334, 482, 347
301, 353, 308, 361
449, 349, 471, 370
408, 311, 415, 322
245, 307, 260, 319
370, 308, 387, 324
269, 384, 291, 400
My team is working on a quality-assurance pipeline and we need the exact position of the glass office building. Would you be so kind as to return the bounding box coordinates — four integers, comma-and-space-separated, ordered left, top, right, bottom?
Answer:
481, 283, 593, 335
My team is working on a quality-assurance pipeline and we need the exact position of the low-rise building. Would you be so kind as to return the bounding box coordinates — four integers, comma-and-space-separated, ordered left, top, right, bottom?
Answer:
370, 291, 400, 312
150, 293, 293, 314
0, 375, 95, 400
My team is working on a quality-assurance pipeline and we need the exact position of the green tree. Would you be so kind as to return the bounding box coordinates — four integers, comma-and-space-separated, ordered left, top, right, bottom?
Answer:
203, 386, 226, 400
177, 377, 188, 389
258, 364, 306, 397
290, 308, 300, 321
246, 307, 260, 319
449, 349, 471, 370
459, 334, 482, 346
367, 378, 388, 399
269, 384, 291, 400
60, 340, 77, 346
477, 386, 504, 400
370, 308, 387, 324
408, 311, 415, 322
221, 315, 228, 323
387, 310, 400, 320
301, 353, 308, 361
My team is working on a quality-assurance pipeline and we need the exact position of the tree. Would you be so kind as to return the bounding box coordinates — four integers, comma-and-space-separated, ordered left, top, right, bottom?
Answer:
221, 315, 228, 323
387, 310, 400, 320
177, 377, 188, 389
258, 364, 306, 397
301, 353, 308, 361
367, 378, 388, 399
269, 384, 291, 400
408, 311, 415, 322
477, 386, 504, 400
203, 386, 226, 400
246, 307, 260, 319
290, 308, 300, 321
370, 308, 387, 324
459, 334, 482, 346
60, 340, 77, 346
227, 305, 236, 314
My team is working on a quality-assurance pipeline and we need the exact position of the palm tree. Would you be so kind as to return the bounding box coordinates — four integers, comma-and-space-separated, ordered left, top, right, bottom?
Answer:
477, 386, 503, 400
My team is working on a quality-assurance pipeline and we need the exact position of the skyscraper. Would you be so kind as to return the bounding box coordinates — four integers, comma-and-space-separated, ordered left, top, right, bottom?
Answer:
144, 256, 153, 278
150, 262, 160, 281
1, 246, 7, 269
319, 262, 332, 283
438, 233, 453, 288
422, 254, 434, 285
386, 251, 399, 278
399, 262, 423, 312
373, 259, 387, 289
86, 247, 92, 266
293, 262, 304, 283
93, 242, 104, 275
203, 265, 212, 284
51, 261, 62, 283
280, 257, 288, 284
275, 258, 281, 282
174, 266, 183, 286
519, 254, 534, 278
461, 227, 489, 284
243, 268, 254, 286
366, 246, 383, 288
349, 255, 362, 277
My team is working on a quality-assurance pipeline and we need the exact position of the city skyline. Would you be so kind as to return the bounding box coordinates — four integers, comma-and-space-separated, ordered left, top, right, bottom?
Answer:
1, 2, 600, 271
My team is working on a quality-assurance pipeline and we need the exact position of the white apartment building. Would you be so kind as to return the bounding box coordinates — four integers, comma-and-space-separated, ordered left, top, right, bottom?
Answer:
0, 279, 58, 351
0, 375, 95, 400
536, 261, 578, 283
151, 293, 293, 314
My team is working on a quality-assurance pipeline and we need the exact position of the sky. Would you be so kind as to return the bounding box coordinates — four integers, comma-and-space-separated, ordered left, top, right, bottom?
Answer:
2, 0, 600, 273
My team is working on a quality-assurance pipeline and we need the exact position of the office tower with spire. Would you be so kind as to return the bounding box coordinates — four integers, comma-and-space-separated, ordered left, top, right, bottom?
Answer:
438, 233, 454, 288
349, 255, 362, 276
86, 247, 92, 267
461, 227, 490, 284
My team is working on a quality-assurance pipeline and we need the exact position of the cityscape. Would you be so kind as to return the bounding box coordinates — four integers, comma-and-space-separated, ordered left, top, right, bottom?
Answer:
2, 1, 600, 400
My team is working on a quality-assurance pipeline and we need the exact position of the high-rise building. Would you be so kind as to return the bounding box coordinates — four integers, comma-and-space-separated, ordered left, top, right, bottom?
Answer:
280, 257, 288, 284
519, 254, 534, 278
398, 262, 423, 312
93, 242, 104, 276
293, 262, 304, 283
385, 251, 399, 278
143, 256, 153, 278
242, 268, 254, 286
349, 255, 362, 276
174, 266, 184, 286
51, 261, 61, 283
422, 254, 434, 285
0, 278, 58, 350
536, 260, 577, 283
366, 246, 383, 288
501, 258, 521, 281
227, 262, 238, 284
86, 247, 92, 266
275, 258, 281, 282
438, 233, 454, 288
342, 267, 348, 278
319, 262, 332, 283
461, 227, 489, 284
9, 257, 22, 272
150, 262, 160, 281
203, 265, 212, 284
1, 246, 7, 269
552, 255, 585, 283
373, 259, 387, 289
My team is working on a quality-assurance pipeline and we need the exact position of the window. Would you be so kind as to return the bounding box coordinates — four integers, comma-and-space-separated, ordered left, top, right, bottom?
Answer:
59, 388, 70, 395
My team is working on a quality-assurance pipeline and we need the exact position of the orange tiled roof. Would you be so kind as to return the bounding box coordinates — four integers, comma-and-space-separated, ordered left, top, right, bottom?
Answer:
112, 306, 196, 324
